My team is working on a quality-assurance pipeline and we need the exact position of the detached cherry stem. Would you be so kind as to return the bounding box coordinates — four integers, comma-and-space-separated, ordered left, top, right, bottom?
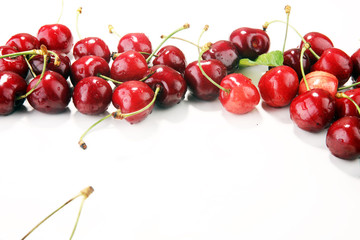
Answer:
76, 7, 83, 40
300, 43, 310, 91
336, 92, 360, 115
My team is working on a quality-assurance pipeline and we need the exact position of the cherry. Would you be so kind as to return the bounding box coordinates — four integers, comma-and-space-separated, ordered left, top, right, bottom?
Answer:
27, 71, 71, 113
152, 45, 187, 74
326, 116, 360, 160
0, 71, 27, 115
73, 37, 111, 63
283, 48, 311, 80
335, 88, 360, 119
290, 88, 335, 132
298, 71, 338, 98
37, 24, 74, 54
112, 81, 155, 124
350, 48, 360, 80
72, 76, 112, 115
311, 47, 353, 87
219, 73, 260, 114
258, 65, 299, 107
299, 32, 334, 64
6, 33, 40, 52
0, 46, 28, 79
110, 50, 148, 83
70, 55, 110, 86
117, 33, 152, 59
144, 65, 187, 107
29, 51, 71, 79
229, 27, 270, 60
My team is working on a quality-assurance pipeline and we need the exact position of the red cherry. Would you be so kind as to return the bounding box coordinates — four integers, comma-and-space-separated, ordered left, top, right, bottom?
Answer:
311, 48, 353, 87
202, 40, 240, 71
152, 45, 187, 74
229, 27, 270, 60
299, 32, 334, 64
144, 65, 187, 107
258, 65, 299, 107
335, 88, 360, 119
27, 71, 71, 113
0, 71, 27, 115
184, 59, 227, 101
110, 50, 148, 82
298, 71, 338, 98
326, 116, 360, 160
70, 55, 110, 86
290, 88, 335, 132
72, 76, 112, 115
6, 33, 40, 52
37, 24, 74, 54
219, 73, 260, 114
0, 46, 28, 79
350, 48, 360, 80
112, 81, 155, 124
283, 48, 311, 80
73, 37, 111, 63
117, 33, 152, 59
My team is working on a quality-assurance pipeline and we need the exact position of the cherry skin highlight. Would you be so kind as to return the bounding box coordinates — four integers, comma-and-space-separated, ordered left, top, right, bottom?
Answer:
73, 37, 111, 63
202, 40, 240, 71
0, 46, 28, 79
299, 32, 334, 64
37, 24, 74, 54
6, 33, 40, 52
0, 71, 27, 115
152, 45, 187, 75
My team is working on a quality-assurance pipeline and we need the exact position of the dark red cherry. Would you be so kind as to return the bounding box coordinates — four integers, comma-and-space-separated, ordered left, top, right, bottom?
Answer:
290, 88, 335, 132
0, 46, 28, 79
27, 71, 71, 113
202, 40, 240, 71
110, 50, 148, 82
144, 65, 187, 107
229, 27, 270, 60
283, 48, 311, 80
73, 37, 111, 63
72, 76, 112, 115
70, 55, 110, 86
326, 116, 360, 160
112, 80, 155, 124
258, 65, 299, 107
219, 73, 260, 114
299, 32, 334, 65
152, 45, 186, 74
6, 33, 40, 52
117, 33, 152, 59
0, 71, 27, 115
37, 24, 74, 54
350, 48, 360, 80
184, 59, 227, 101
335, 88, 360, 119
311, 48, 353, 87
29, 51, 71, 79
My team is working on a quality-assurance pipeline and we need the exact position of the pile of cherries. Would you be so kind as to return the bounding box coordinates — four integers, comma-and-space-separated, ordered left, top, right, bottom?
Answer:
0, 6, 359, 160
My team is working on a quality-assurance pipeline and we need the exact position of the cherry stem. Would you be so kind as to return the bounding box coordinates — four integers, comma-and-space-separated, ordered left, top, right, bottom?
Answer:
108, 25, 122, 38
146, 23, 190, 63
282, 5, 291, 53
300, 43, 310, 91
160, 35, 200, 49
76, 7, 83, 40
338, 81, 360, 90
57, 0, 64, 23
24, 57, 37, 78
336, 92, 360, 115
0, 47, 60, 66
69, 196, 85, 240
97, 74, 123, 85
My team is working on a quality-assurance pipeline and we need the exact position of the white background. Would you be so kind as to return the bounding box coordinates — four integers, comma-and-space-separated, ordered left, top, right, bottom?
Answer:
1, 0, 360, 239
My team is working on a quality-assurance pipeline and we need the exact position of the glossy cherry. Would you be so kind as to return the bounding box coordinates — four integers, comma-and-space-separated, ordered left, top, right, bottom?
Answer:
283, 48, 311, 80
112, 80, 155, 124
335, 88, 360, 119
144, 65, 187, 107
298, 71, 338, 97
290, 88, 335, 132
37, 24, 74, 54
299, 32, 334, 64
27, 71, 71, 113
73, 76, 112, 115
0, 46, 28, 79
6, 33, 40, 52
152, 45, 187, 74
0, 71, 27, 115
202, 40, 240, 71
229, 27, 270, 60
326, 116, 360, 160
258, 65, 299, 107
70, 55, 110, 86
29, 51, 71, 79
117, 33, 152, 59
311, 48, 353, 87
350, 48, 360, 80
219, 73, 260, 114
73, 37, 111, 63
184, 59, 227, 101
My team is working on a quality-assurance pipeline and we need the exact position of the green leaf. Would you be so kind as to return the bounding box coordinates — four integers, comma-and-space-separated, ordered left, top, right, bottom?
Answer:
239, 50, 284, 68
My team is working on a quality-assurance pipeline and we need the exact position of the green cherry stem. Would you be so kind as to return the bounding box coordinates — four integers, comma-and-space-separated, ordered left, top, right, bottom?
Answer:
338, 81, 360, 90
24, 57, 37, 78
300, 43, 310, 91
146, 23, 190, 63
97, 74, 123, 85
76, 7, 83, 40
160, 35, 200, 49
336, 92, 360, 115
282, 5, 291, 53
57, 0, 64, 23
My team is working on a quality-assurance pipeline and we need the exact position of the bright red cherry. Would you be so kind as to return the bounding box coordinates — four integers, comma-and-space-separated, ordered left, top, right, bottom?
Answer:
184, 59, 227, 101
298, 71, 338, 98
72, 76, 112, 115
290, 88, 335, 132
70, 55, 110, 86
202, 40, 240, 71
152, 45, 187, 74
335, 88, 360, 119
0, 46, 28, 79
117, 33, 152, 59
112, 80, 155, 124
299, 32, 334, 64
37, 24, 74, 54
73, 37, 111, 63
258, 66, 299, 107
326, 116, 360, 160
29, 51, 71, 79
283, 48, 311, 80
27, 71, 71, 113
351, 48, 360, 80
219, 73, 260, 114
311, 48, 353, 87
144, 65, 187, 107
229, 27, 270, 60
6, 33, 40, 52
0, 71, 27, 115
